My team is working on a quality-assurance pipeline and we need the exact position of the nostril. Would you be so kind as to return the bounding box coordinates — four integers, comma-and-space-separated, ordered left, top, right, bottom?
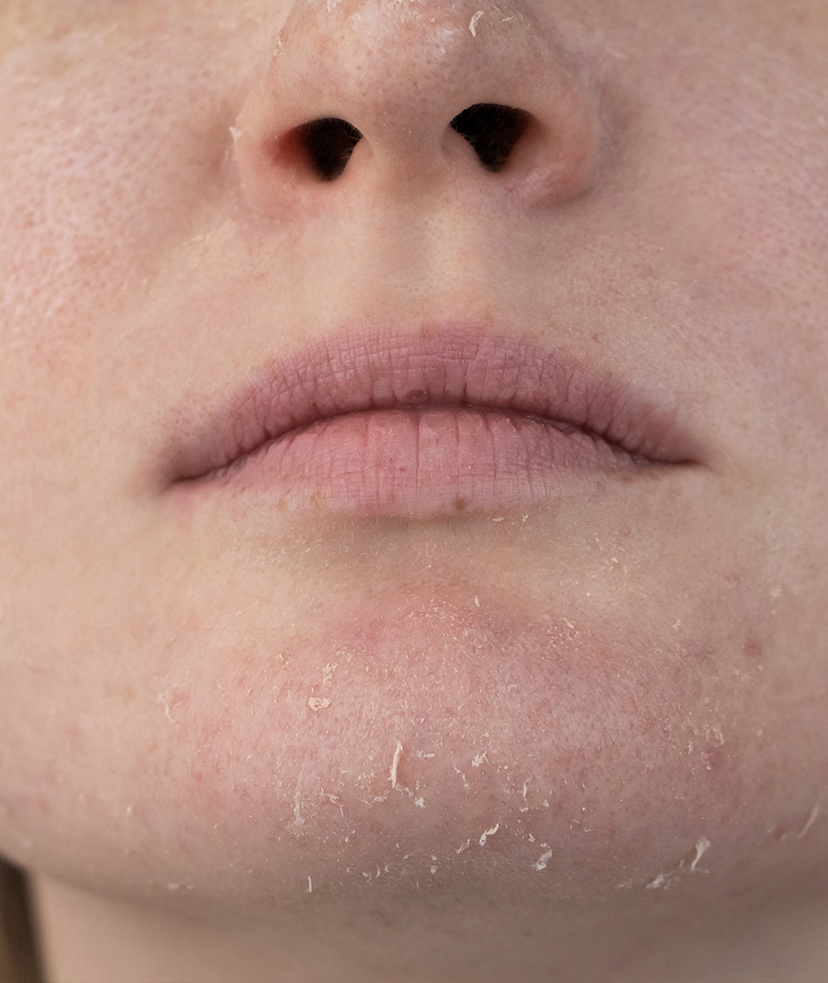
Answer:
295, 118, 363, 181
449, 104, 532, 173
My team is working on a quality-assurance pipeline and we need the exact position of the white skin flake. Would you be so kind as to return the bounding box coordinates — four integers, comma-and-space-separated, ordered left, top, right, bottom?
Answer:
689, 836, 711, 871
390, 740, 403, 787
532, 848, 553, 871
647, 836, 711, 888
798, 804, 820, 839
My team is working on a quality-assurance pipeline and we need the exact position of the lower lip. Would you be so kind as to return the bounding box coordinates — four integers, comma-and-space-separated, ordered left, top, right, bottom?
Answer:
182, 406, 646, 518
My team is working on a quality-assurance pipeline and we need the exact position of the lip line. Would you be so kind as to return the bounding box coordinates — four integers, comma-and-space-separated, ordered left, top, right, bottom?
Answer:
164, 323, 703, 486
204, 406, 642, 484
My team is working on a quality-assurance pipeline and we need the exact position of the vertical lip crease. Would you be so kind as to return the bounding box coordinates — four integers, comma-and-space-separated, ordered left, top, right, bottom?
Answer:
162, 326, 704, 486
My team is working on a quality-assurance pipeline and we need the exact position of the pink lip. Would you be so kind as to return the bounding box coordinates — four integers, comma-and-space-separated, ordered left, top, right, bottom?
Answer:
165, 325, 701, 517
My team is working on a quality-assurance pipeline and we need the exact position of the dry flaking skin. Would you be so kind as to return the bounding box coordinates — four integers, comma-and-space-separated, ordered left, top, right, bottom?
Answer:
2, 0, 828, 981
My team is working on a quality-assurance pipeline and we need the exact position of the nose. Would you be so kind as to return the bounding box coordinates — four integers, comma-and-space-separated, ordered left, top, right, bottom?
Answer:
234, 0, 601, 214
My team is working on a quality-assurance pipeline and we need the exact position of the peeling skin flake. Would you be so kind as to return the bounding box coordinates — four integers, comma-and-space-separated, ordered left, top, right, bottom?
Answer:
469, 10, 484, 36
390, 739, 403, 787
647, 836, 711, 888
689, 836, 711, 871
798, 803, 820, 839
308, 696, 331, 711
532, 848, 553, 871
479, 823, 500, 846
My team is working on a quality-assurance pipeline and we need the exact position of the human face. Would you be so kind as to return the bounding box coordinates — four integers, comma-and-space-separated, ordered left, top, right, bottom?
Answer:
1, 0, 827, 978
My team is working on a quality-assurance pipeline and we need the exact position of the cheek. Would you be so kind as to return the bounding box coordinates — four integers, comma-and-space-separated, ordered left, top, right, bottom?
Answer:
0, 28, 243, 554
599, 26, 828, 456
0, 26, 233, 389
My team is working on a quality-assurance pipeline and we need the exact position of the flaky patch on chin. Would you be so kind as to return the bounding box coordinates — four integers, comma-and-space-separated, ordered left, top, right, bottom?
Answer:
123, 576, 768, 912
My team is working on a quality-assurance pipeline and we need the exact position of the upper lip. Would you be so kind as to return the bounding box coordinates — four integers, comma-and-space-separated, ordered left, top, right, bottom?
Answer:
162, 324, 703, 485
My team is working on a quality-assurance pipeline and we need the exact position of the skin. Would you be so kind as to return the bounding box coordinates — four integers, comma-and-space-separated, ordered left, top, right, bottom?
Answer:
1, 0, 828, 980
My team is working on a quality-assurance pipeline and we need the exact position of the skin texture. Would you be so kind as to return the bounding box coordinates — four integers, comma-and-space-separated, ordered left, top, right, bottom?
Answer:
1, 0, 828, 980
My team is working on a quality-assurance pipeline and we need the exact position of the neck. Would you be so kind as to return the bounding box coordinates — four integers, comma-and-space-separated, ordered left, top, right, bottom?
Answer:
31, 872, 828, 983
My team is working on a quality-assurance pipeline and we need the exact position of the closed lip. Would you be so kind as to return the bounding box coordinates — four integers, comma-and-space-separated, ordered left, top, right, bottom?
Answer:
162, 324, 703, 508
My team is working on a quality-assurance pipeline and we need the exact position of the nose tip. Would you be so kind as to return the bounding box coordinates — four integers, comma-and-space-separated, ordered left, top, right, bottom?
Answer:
235, 0, 601, 212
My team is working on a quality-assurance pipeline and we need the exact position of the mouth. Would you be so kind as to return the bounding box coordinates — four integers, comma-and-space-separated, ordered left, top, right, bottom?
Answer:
164, 325, 703, 518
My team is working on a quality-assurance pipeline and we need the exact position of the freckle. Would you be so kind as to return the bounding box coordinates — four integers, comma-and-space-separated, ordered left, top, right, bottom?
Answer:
743, 637, 763, 659
454, 497, 468, 512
